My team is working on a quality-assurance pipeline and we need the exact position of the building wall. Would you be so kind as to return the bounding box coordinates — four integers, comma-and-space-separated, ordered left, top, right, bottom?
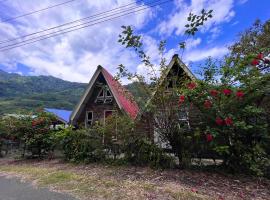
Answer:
76, 83, 120, 127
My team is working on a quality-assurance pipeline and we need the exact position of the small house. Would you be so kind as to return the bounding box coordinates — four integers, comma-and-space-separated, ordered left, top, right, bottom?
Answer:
69, 65, 139, 127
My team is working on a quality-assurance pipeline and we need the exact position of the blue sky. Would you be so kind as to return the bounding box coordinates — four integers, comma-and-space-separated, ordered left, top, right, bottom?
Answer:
0, 0, 269, 82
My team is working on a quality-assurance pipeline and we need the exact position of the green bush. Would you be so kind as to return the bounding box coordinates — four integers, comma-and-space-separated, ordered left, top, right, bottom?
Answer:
61, 128, 105, 163
60, 120, 175, 169
123, 137, 175, 169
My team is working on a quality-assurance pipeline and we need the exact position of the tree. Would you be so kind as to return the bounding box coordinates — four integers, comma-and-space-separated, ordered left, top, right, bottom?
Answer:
180, 56, 270, 175
229, 19, 270, 72
117, 10, 213, 167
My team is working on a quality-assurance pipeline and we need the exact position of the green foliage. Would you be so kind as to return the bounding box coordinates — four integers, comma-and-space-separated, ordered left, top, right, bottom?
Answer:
185, 9, 213, 36
61, 128, 105, 163
123, 136, 175, 169
59, 115, 175, 169
180, 55, 270, 176
0, 111, 58, 157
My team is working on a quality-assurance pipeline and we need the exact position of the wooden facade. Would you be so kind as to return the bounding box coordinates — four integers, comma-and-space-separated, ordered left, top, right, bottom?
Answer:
135, 54, 201, 143
70, 65, 139, 127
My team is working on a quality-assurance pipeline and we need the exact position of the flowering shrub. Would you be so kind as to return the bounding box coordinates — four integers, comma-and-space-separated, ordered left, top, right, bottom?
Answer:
179, 56, 270, 176
0, 111, 57, 157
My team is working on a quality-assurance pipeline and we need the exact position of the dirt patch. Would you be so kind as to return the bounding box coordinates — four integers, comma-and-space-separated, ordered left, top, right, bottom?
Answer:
0, 158, 269, 200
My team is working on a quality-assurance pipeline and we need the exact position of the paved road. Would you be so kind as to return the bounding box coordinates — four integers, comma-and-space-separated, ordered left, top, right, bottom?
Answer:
0, 176, 77, 200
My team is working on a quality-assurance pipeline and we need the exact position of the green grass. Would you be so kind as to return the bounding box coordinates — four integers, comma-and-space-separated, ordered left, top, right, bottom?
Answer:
0, 164, 210, 200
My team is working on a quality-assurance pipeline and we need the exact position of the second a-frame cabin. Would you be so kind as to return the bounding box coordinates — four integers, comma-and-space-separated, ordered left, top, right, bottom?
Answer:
135, 54, 201, 145
70, 65, 139, 127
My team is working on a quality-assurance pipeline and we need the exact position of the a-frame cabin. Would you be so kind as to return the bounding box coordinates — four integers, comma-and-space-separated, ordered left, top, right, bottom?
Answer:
135, 54, 200, 145
70, 65, 139, 127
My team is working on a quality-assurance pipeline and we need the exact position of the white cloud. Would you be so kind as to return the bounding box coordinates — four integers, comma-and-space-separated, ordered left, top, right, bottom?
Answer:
185, 38, 201, 50
0, 0, 153, 82
184, 46, 229, 62
158, 0, 235, 38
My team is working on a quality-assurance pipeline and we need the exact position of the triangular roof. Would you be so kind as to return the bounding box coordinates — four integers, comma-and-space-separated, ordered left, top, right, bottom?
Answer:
70, 66, 139, 124
137, 54, 196, 118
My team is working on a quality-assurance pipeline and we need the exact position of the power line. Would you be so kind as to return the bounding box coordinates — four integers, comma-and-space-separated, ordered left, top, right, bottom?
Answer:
1, 0, 77, 23
0, 0, 159, 47
0, 0, 149, 45
0, 0, 172, 51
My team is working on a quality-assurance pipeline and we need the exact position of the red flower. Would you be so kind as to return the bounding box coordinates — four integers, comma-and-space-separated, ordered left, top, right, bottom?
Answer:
178, 95, 185, 106
216, 117, 223, 126
223, 89, 232, 96
204, 100, 212, 109
236, 90, 244, 99
251, 59, 259, 66
210, 89, 219, 97
32, 120, 37, 127
257, 53, 263, 60
187, 82, 196, 90
225, 117, 233, 126
206, 133, 213, 142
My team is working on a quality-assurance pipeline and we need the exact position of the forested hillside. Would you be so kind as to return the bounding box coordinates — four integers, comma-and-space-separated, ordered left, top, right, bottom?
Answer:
0, 70, 87, 114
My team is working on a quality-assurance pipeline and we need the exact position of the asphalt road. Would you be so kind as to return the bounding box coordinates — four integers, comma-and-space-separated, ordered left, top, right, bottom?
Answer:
0, 176, 77, 200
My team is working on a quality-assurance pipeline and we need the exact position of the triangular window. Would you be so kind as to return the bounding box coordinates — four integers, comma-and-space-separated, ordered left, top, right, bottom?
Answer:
97, 88, 104, 97
106, 89, 112, 97
95, 87, 113, 104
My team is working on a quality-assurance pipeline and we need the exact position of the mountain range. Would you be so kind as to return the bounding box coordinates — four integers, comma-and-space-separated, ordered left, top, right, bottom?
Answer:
0, 70, 146, 114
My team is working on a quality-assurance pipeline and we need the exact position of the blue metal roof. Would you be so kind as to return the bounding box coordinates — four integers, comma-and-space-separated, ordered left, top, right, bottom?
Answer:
44, 108, 72, 123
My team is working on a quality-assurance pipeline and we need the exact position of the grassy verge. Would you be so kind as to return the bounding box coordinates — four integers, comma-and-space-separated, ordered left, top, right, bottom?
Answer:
0, 163, 209, 200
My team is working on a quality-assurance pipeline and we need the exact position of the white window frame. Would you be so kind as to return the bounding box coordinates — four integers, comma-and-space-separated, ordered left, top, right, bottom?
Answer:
95, 87, 113, 104
97, 88, 105, 98
105, 89, 112, 97
85, 111, 93, 128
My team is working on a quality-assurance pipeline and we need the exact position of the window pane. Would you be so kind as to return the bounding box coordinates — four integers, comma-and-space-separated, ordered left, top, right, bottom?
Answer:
106, 89, 112, 97
105, 111, 113, 118
87, 112, 93, 120
98, 89, 104, 97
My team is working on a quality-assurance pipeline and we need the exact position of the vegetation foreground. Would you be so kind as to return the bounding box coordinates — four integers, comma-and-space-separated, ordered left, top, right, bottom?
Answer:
0, 158, 269, 200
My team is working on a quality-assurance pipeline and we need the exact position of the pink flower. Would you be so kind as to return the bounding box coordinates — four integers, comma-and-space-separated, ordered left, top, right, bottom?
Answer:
206, 133, 213, 142
204, 100, 212, 109
210, 89, 219, 97
216, 117, 223, 126
225, 117, 233, 126
251, 59, 259, 66
187, 82, 196, 90
236, 90, 244, 99
191, 188, 197, 193
223, 89, 232, 96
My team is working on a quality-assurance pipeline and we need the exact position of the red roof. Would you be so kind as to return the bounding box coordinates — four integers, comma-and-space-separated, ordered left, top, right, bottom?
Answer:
101, 67, 139, 119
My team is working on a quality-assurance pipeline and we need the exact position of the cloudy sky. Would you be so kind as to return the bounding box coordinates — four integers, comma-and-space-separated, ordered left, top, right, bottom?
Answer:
0, 0, 269, 83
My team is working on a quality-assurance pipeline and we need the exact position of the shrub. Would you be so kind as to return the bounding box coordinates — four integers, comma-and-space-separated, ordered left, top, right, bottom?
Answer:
61, 128, 105, 163
123, 136, 175, 169
0, 112, 57, 157
179, 56, 270, 176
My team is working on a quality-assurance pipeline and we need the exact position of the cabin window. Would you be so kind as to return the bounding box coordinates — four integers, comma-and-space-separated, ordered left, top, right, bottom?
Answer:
86, 111, 93, 127
178, 108, 190, 130
106, 89, 112, 97
104, 110, 116, 122
95, 87, 113, 104
97, 89, 104, 97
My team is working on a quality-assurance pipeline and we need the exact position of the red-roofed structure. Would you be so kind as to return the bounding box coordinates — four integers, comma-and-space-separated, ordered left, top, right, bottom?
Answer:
70, 65, 139, 126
